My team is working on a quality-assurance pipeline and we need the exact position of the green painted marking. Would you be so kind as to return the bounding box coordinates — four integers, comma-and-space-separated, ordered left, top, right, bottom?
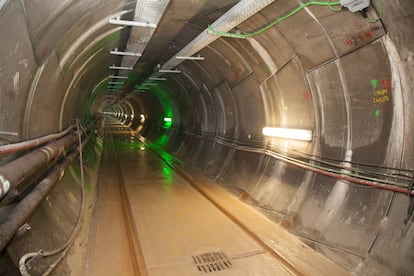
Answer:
375, 109, 381, 117
371, 79, 378, 89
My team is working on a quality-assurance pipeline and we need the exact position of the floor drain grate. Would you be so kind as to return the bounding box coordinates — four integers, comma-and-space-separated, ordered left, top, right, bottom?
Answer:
192, 251, 232, 273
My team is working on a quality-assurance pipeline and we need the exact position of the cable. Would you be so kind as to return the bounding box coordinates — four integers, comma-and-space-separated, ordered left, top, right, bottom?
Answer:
183, 128, 401, 174
185, 130, 412, 187
328, 0, 342, 11
19, 120, 87, 275
181, 128, 412, 174
0, 125, 76, 155
177, 130, 413, 195
366, 0, 383, 23
208, 1, 343, 39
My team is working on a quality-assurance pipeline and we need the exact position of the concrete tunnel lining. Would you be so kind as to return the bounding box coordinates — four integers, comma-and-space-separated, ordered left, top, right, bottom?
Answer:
0, 0, 413, 274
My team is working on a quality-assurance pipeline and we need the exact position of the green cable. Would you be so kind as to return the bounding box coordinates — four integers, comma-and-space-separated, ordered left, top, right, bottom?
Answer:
208, 1, 342, 39
366, 0, 383, 23
328, 0, 342, 11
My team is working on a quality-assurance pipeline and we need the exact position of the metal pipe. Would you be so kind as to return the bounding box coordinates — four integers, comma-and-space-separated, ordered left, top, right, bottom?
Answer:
148, 77, 167, 81
158, 69, 181, 74
0, 135, 90, 251
110, 50, 142, 57
0, 131, 19, 136
0, 125, 76, 155
0, 132, 80, 199
175, 55, 205, 61
109, 18, 157, 29
109, 65, 133, 70
109, 75, 128, 79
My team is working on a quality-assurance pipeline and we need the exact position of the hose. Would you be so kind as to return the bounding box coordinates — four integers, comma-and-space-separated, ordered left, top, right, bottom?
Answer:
0, 125, 76, 155
19, 120, 88, 275
0, 131, 80, 200
366, 0, 383, 23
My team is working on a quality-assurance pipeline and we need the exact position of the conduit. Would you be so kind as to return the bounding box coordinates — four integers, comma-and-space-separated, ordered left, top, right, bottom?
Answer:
171, 131, 414, 196
0, 130, 83, 200
0, 133, 91, 252
19, 121, 88, 276
0, 125, 76, 155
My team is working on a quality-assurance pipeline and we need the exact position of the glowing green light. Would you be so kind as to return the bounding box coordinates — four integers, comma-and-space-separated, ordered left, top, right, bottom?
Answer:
148, 84, 175, 144
163, 117, 173, 128
155, 133, 170, 146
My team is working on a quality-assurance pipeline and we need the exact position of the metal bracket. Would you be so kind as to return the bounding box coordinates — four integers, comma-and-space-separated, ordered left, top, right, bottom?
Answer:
11, 223, 31, 242
25, 250, 44, 270
404, 181, 414, 224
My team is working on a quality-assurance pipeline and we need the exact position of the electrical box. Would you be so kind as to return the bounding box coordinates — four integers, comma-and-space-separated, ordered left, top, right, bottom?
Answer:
340, 0, 370, 12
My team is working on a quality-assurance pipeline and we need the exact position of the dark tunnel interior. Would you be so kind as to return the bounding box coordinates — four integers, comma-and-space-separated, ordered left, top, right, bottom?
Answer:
0, 0, 413, 275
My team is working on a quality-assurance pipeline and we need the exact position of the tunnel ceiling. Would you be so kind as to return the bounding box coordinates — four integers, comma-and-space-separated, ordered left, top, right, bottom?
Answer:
0, 0, 241, 140
102, 0, 241, 96
0, 0, 414, 275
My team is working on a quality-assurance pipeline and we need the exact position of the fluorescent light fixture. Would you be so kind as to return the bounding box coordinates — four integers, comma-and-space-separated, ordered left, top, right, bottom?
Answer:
109, 75, 128, 79
109, 65, 133, 70
109, 18, 157, 28
149, 77, 167, 81
110, 49, 142, 57
262, 127, 313, 141
176, 55, 205, 61
159, 69, 181, 74
108, 81, 124, 84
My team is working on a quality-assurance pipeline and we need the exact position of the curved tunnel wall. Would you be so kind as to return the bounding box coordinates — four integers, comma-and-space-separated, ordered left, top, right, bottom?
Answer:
0, 0, 413, 274
111, 2, 414, 274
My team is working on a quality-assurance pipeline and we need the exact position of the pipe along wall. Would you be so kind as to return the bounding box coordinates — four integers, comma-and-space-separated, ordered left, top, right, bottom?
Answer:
0, 0, 413, 274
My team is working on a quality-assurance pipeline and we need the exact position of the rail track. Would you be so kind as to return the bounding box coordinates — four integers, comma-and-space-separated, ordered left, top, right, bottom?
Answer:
85, 119, 348, 276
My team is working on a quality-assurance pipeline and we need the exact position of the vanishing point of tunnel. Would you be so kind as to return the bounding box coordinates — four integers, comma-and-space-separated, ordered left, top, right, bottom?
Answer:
0, 0, 413, 275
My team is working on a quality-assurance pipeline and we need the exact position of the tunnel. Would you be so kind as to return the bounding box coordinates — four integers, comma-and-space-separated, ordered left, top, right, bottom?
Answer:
0, 0, 413, 275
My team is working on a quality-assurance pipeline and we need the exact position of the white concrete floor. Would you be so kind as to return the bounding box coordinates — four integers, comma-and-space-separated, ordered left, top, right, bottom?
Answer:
83, 123, 348, 276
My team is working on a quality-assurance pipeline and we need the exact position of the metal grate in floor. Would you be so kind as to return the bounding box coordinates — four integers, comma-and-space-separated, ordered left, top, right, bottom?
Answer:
192, 251, 232, 273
